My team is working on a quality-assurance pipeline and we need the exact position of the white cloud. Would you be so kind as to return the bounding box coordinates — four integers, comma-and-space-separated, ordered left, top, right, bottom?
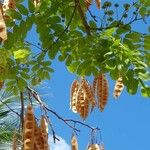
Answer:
49, 135, 71, 150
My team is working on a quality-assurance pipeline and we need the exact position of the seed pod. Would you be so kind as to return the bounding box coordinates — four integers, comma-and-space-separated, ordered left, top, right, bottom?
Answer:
85, 0, 93, 9
113, 77, 124, 98
82, 79, 96, 111
0, 6, 7, 42
33, 0, 41, 7
97, 74, 109, 112
95, 0, 101, 9
34, 144, 38, 150
92, 77, 98, 96
71, 134, 78, 150
23, 105, 35, 150
0, 80, 4, 90
34, 123, 44, 150
87, 144, 101, 150
70, 80, 79, 113
76, 86, 84, 114
40, 116, 49, 150
76, 80, 89, 120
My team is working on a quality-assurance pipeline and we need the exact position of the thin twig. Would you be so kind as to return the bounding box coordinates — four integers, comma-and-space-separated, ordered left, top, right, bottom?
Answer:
26, 87, 100, 133
0, 99, 20, 117
20, 92, 24, 130
75, 0, 91, 35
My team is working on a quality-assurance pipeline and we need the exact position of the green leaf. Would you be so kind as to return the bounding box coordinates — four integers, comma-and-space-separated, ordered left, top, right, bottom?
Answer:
5, 9, 22, 20
28, 0, 35, 13
141, 86, 150, 97
127, 78, 139, 95
16, 4, 29, 16
65, 55, 72, 66
13, 49, 30, 60
67, 62, 80, 73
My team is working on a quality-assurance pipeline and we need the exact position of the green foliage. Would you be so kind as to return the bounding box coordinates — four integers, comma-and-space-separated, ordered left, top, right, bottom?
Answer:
0, 0, 149, 97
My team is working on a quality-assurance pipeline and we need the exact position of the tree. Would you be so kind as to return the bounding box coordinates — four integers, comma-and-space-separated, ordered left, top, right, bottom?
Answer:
0, 0, 149, 149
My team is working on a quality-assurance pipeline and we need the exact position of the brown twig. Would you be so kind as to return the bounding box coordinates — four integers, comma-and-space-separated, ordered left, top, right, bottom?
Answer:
26, 87, 100, 137
20, 92, 24, 130
75, 0, 91, 35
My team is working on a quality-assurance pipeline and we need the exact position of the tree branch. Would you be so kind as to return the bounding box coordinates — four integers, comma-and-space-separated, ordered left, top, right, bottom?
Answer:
26, 87, 100, 137
75, 0, 91, 35
20, 92, 24, 130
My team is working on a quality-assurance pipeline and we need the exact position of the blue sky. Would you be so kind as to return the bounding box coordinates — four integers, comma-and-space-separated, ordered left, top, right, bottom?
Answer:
28, 0, 150, 150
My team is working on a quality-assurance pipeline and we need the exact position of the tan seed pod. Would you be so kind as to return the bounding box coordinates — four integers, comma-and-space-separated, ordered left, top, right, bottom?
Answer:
70, 80, 79, 113
82, 79, 96, 111
97, 74, 109, 112
33, 0, 41, 7
87, 144, 101, 150
23, 105, 35, 150
0, 6, 7, 42
34, 123, 44, 150
76, 86, 84, 114
92, 77, 98, 96
95, 0, 101, 9
85, 0, 93, 9
34, 144, 38, 150
40, 116, 50, 150
71, 134, 78, 150
113, 77, 124, 98
79, 80, 89, 119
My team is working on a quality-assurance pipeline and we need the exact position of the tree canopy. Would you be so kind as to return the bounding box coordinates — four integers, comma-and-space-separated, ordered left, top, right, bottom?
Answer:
0, 0, 150, 149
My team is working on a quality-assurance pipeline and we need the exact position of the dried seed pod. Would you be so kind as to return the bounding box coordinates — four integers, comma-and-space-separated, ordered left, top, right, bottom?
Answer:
82, 79, 96, 111
0, 6, 7, 42
87, 144, 101, 150
34, 123, 44, 150
71, 134, 78, 150
0, 80, 4, 90
92, 77, 98, 96
70, 80, 79, 113
2, 0, 16, 20
40, 116, 49, 150
23, 105, 35, 150
97, 74, 109, 112
76, 86, 84, 114
85, 0, 93, 9
33, 0, 41, 7
95, 0, 101, 9
76, 81, 89, 120
113, 77, 124, 98
34, 144, 38, 150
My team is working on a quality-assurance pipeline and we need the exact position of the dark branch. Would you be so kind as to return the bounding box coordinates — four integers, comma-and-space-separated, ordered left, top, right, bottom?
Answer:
75, 0, 91, 35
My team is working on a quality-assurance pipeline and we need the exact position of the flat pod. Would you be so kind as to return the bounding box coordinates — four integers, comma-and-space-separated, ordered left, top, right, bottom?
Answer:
23, 105, 35, 150
0, 6, 7, 42
77, 81, 89, 120
87, 144, 101, 150
71, 134, 78, 150
40, 116, 50, 150
95, 0, 101, 9
85, 0, 93, 9
34, 122, 44, 150
97, 74, 109, 112
70, 80, 79, 113
82, 79, 96, 111
113, 77, 124, 99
